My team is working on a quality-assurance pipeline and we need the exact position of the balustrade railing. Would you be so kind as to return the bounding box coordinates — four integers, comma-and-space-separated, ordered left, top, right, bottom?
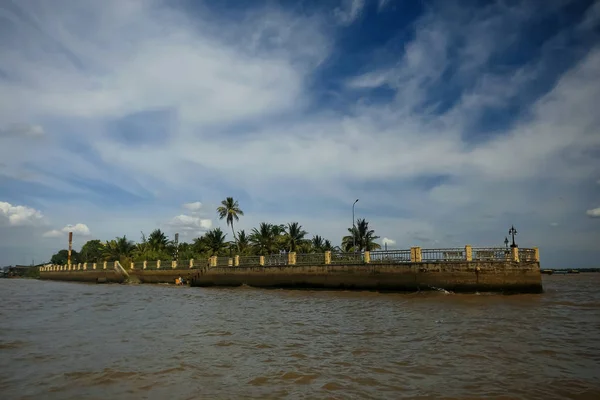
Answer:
421, 248, 466, 262
519, 248, 537, 262
239, 256, 262, 266
44, 245, 539, 273
330, 252, 364, 265
369, 250, 412, 263
472, 247, 510, 261
296, 253, 326, 265
264, 254, 288, 266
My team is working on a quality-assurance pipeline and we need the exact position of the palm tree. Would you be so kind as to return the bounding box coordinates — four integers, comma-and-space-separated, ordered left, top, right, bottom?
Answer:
284, 222, 308, 252
249, 222, 278, 256
236, 230, 250, 255
204, 228, 228, 256
217, 197, 244, 253
103, 235, 135, 261
341, 218, 381, 252
147, 229, 170, 252
311, 235, 324, 253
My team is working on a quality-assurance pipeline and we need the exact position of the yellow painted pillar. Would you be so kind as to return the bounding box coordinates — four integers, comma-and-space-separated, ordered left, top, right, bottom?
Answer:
113, 261, 118, 269
103, 261, 107, 270
228, 258, 233, 266
234, 255, 240, 266
172, 260, 177, 269
157, 260, 161, 269
83, 263, 87, 270
131, 262, 135, 270
533, 247, 540, 262
511, 247, 519, 262
210, 256, 217, 267
189, 259, 194, 268
410, 247, 417, 262
259, 256, 265, 266
465, 245, 472, 261
364, 251, 370, 263
415, 247, 422, 262
324, 251, 331, 265
93, 263, 97, 270
143, 260, 147, 269
288, 252, 296, 265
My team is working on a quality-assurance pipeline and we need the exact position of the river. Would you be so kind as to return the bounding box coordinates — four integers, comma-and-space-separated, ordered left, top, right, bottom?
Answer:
1, 275, 599, 399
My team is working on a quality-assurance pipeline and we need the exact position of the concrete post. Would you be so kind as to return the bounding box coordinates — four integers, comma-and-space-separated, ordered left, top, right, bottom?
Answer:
234, 255, 240, 266
410, 247, 417, 262
143, 260, 147, 269
83, 263, 87, 270
288, 252, 296, 265
465, 245, 472, 262
210, 256, 217, 267
533, 247, 540, 262
103, 261, 107, 270
228, 258, 233, 267
364, 251, 370, 263
113, 261, 118, 269
131, 262, 135, 270
93, 263, 97, 270
415, 247, 422, 262
172, 260, 177, 269
324, 251, 331, 265
157, 260, 161, 269
189, 259, 194, 268
259, 256, 265, 266
511, 247, 519, 262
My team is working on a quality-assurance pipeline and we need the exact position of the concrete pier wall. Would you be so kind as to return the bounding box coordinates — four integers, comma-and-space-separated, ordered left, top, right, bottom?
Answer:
187, 261, 542, 293
39, 270, 125, 283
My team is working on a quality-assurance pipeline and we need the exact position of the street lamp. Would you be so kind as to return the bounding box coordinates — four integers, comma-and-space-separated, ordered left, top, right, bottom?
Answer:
353, 199, 359, 253
504, 237, 509, 249
508, 225, 518, 248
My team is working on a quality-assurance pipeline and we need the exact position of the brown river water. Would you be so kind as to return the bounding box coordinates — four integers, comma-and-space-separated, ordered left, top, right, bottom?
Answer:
1, 275, 600, 400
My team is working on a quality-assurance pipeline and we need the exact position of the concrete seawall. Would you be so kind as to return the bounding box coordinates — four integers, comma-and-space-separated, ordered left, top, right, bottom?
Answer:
40, 270, 125, 283
187, 261, 542, 293
38, 247, 543, 293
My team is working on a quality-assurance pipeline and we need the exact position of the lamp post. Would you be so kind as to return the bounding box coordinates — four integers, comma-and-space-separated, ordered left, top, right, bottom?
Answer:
504, 237, 509, 249
508, 225, 518, 248
352, 199, 359, 253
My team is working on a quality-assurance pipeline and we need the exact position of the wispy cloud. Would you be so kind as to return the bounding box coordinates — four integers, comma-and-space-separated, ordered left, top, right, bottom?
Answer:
0, 0, 599, 267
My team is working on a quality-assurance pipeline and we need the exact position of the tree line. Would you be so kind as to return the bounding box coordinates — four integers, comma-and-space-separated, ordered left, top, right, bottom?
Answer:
50, 197, 382, 265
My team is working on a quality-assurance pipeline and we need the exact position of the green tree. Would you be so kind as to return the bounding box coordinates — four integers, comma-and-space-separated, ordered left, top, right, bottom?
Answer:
80, 240, 104, 262
217, 197, 244, 252
236, 230, 251, 255
103, 236, 135, 264
341, 218, 381, 252
249, 222, 278, 256
50, 249, 80, 265
204, 228, 228, 256
284, 222, 308, 252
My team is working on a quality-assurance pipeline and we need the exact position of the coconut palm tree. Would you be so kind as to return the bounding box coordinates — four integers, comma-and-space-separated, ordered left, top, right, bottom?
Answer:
341, 218, 381, 252
284, 222, 308, 252
236, 230, 251, 255
103, 235, 135, 261
311, 235, 324, 252
249, 222, 278, 256
204, 228, 228, 256
217, 197, 244, 252
147, 229, 171, 252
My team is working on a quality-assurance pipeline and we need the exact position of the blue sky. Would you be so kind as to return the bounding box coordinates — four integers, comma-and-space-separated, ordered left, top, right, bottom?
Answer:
0, 0, 599, 267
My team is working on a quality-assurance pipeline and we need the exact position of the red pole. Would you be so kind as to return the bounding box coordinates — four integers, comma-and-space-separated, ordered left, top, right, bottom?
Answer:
68, 232, 73, 266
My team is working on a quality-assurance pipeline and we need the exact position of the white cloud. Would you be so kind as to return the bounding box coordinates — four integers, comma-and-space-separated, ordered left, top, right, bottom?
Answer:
0, 201, 44, 226
382, 237, 396, 246
334, 0, 365, 26
43, 223, 91, 238
0, 123, 44, 138
586, 208, 600, 218
168, 214, 212, 234
183, 202, 203, 212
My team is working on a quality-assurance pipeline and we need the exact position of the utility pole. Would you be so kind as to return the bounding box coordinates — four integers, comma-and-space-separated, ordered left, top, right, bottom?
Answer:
68, 232, 73, 267
352, 199, 359, 253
